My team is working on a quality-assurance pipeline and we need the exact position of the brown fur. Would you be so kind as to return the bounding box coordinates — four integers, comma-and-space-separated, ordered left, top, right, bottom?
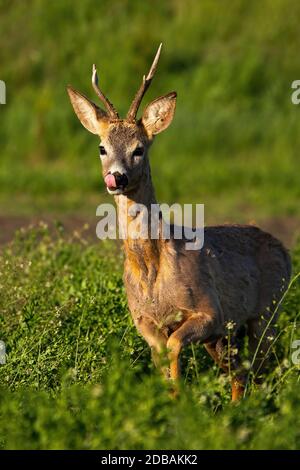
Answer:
67, 52, 291, 400
119, 185, 291, 400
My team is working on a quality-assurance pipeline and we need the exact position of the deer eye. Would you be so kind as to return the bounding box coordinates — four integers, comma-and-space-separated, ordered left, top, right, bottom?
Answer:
99, 145, 107, 156
132, 147, 144, 158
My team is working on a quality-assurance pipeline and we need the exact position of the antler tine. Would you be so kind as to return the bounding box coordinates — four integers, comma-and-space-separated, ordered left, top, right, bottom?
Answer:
92, 64, 119, 119
126, 43, 162, 122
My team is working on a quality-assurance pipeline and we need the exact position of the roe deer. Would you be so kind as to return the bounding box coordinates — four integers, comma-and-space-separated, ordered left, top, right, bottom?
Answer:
67, 44, 291, 400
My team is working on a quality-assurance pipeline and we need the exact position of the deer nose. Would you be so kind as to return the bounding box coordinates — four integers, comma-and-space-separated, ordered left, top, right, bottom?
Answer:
113, 171, 129, 188
105, 171, 129, 190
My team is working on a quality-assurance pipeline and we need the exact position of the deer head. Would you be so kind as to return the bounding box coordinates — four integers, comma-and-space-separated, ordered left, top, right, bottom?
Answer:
67, 44, 177, 195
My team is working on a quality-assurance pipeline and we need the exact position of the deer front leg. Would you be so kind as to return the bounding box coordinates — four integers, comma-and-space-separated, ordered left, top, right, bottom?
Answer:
135, 315, 168, 377
167, 314, 216, 382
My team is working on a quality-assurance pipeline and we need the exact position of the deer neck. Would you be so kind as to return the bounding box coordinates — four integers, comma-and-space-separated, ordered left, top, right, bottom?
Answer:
114, 163, 161, 275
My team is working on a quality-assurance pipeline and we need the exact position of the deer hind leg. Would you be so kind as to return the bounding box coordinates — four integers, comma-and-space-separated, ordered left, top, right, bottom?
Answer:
247, 317, 277, 383
248, 244, 289, 383
166, 315, 217, 382
205, 335, 246, 402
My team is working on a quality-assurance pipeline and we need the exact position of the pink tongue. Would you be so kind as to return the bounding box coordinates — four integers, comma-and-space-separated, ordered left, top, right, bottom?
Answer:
105, 174, 117, 189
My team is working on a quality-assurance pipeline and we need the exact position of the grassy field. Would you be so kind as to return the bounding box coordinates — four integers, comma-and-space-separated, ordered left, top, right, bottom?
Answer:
1, 0, 300, 450
0, 226, 299, 449
1, 0, 300, 222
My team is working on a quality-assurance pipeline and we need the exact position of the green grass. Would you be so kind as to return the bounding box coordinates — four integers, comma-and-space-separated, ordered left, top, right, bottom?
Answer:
0, 226, 299, 449
1, 0, 300, 451
1, 0, 300, 219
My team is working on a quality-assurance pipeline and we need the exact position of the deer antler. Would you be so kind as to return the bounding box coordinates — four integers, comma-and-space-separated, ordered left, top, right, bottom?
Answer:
92, 64, 119, 119
126, 43, 162, 122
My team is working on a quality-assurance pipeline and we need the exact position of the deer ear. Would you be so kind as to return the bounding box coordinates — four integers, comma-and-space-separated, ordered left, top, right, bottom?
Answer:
141, 92, 177, 136
67, 86, 108, 135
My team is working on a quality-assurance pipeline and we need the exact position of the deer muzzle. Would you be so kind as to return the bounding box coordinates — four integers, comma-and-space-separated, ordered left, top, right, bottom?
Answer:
105, 172, 129, 191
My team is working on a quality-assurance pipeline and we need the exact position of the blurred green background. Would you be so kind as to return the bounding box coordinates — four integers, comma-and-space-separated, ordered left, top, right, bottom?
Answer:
1, 0, 300, 241
1, 1, 300, 450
